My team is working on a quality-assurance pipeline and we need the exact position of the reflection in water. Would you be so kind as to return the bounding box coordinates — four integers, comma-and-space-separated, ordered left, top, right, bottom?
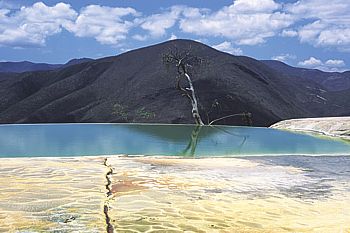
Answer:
211, 125, 249, 154
180, 125, 249, 156
0, 123, 349, 157
181, 125, 202, 156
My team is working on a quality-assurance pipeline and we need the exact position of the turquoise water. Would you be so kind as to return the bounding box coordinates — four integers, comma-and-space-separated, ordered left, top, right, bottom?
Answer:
0, 123, 349, 157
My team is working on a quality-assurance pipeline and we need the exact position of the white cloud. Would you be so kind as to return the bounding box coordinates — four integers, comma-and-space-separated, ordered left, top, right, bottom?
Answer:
65, 5, 138, 45
131, 6, 209, 41
169, 33, 177, 40
298, 57, 346, 72
212, 41, 243, 55
182, 7, 209, 18
271, 53, 296, 62
1, 0, 349, 52
298, 57, 323, 66
132, 34, 148, 41
179, 0, 350, 50
0, 2, 77, 47
286, 0, 348, 19
179, 0, 295, 45
286, 0, 350, 50
325, 59, 345, 67
232, 0, 279, 13
0, 2, 139, 47
281, 29, 298, 37
296, 20, 350, 49
137, 6, 182, 38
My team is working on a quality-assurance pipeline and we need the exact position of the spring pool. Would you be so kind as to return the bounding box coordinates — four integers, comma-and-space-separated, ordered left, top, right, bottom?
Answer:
0, 123, 349, 157
1, 123, 350, 232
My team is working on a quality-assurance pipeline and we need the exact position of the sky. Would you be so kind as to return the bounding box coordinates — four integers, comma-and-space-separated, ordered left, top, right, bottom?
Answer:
0, 0, 349, 72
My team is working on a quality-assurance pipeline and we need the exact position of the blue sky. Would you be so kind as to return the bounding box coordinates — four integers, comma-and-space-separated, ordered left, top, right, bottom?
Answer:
0, 0, 349, 72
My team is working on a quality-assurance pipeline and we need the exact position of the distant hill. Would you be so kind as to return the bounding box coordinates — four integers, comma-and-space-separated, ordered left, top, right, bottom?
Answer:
261, 60, 350, 92
0, 58, 93, 73
0, 40, 348, 126
0, 61, 61, 73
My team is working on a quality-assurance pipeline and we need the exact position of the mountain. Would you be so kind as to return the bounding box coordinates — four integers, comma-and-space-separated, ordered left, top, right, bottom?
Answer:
0, 58, 93, 73
0, 61, 61, 73
261, 60, 350, 92
0, 39, 348, 126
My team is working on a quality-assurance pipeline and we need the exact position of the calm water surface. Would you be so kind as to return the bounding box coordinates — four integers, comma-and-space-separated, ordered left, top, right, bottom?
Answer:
0, 123, 349, 157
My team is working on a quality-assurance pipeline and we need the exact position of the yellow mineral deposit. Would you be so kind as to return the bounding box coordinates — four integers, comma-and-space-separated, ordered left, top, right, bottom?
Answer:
0, 157, 107, 232
108, 157, 350, 232
0, 156, 349, 232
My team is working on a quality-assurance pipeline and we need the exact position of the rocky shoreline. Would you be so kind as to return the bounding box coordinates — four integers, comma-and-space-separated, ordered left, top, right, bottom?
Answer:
270, 117, 350, 141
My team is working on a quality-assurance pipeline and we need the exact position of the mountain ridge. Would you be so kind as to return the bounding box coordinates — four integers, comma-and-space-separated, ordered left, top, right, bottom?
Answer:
0, 39, 348, 126
2, 52, 349, 77
0, 58, 93, 73
261, 60, 350, 92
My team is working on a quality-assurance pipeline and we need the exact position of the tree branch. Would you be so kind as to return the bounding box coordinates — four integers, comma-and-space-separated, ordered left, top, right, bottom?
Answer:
209, 113, 252, 126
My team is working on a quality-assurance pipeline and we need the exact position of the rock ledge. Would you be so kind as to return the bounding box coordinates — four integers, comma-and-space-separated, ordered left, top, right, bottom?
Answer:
270, 117, 350, 141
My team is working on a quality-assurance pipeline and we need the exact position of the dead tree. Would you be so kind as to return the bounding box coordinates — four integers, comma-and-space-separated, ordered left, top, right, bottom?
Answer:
163, 47, 205, 125
163, 47, 253, 126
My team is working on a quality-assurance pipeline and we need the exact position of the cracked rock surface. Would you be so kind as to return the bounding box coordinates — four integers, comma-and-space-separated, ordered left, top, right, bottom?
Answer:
1, 156, 350, 232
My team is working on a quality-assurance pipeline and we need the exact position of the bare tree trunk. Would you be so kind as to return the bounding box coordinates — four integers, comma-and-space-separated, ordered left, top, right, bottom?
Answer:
184, 73, 204, 125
